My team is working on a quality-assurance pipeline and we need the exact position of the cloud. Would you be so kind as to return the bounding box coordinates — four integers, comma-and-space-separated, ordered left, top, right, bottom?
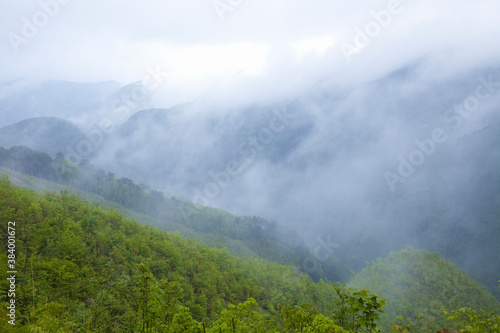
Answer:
1, 0, 499, 109
2, 0, 500, 236
2, 0, 500, 291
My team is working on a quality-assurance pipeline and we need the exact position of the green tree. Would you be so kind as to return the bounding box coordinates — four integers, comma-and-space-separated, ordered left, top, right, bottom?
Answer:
330, 282, 385, 333
444, 308, 500, 333
208, 298, 270, 333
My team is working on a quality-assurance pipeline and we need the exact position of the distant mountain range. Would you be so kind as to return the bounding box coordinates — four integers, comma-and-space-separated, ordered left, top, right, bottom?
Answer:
0, 117, 88, 157
1, 63, 500, 299
0, 78, 159, 128
0, 79, 120, 127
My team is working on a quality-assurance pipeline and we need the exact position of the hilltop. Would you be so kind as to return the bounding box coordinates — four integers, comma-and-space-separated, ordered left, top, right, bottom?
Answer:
350, 247, 500, 332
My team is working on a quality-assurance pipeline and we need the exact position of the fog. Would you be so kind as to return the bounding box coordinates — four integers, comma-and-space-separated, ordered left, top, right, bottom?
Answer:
2, 0, 500, 102
82, 63, 500, 272
1, 0, 500, 292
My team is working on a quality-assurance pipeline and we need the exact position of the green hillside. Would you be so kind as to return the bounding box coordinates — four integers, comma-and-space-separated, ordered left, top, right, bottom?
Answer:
0, 166, 278, 261
0, 175, 338, 331
0, 118, 89, 158
1, 176, 499, 332
349, 247, 500, 332
0, 146, 325, 280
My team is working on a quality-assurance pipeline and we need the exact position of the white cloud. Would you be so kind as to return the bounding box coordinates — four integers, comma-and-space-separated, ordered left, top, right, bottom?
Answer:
0, 0, 499, 106
290, 36, 336, 57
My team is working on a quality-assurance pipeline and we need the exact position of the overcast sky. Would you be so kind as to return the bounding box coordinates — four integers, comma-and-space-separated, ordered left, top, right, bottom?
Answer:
1, 0, 500, 107
2, 1, 500, 283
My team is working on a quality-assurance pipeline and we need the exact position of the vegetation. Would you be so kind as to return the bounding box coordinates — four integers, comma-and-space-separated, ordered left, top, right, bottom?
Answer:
349, 247, 500, 332
0, 146, 320, 277
0, 174, 338, 331
1, 155, 500, 331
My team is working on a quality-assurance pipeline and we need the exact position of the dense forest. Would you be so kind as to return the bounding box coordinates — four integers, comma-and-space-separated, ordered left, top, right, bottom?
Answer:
1, 174, 499, 332
0, 145, 345, 281
350, 248, 500, 332
2, 0, 499, 330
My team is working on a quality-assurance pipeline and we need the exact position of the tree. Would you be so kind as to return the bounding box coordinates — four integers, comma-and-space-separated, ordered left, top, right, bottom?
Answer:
444, 308, 500, 333
330, 282, 386, 333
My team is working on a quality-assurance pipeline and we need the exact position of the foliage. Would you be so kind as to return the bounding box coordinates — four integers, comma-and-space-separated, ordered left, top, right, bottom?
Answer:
444, 307, 500, 333
279, 301, 350, 333
330, 283, 385, 333
0, 145, 324, 277
390, 314, 424, 333
1, 171, 499, 332
279, 302, 318, 331
207, 298, 270, 332
349, 247, 500, 332
0, 176, 339, 331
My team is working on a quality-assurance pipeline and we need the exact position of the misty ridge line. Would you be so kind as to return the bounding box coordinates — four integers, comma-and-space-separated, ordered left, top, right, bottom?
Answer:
171, 106, 297, 229
6, 0, 73, 54
384, 74, 500, 193
293, 234, 341, 279
62, 65, 168, 164
169, 102, 343, 280
190, 106, 296, 207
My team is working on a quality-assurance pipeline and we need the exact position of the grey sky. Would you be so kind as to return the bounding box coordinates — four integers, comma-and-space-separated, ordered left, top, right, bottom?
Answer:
1, 0, 499, 108
2, 1, 500, 292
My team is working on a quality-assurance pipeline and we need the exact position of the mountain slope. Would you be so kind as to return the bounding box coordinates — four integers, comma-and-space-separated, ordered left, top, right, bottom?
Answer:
1, 179, 498, 331
0, 176, 337, 331
0, 117, 88, 158
0, 79, 120, 127
2, 66, 500, 302
349, 247, 500, 332
0, 147, 321, 279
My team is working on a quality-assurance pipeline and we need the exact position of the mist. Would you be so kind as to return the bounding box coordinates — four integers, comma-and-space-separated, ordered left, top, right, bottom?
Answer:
2, 0, 500, 296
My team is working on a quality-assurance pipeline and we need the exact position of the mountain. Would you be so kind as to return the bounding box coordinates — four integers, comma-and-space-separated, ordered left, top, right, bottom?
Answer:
1, 176, 499, 332
1, 64, 500, 301
349, 247, 500, 332
0, 146, 322, 280
0, 117, 88, 158
0, 176, 338, 331
0, 79, 120, 127
93, 101, 313, 195
90, 66, 500, 299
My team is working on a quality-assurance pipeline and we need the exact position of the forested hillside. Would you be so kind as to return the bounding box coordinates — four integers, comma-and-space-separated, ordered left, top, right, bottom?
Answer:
2, 109, 500, 303
0, 146, 329, 280
349, 247, 500, 332
2, 0, 499, 330
0, 118, 90, 158
1, 175, 500, 332
0, 175, 336, 331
